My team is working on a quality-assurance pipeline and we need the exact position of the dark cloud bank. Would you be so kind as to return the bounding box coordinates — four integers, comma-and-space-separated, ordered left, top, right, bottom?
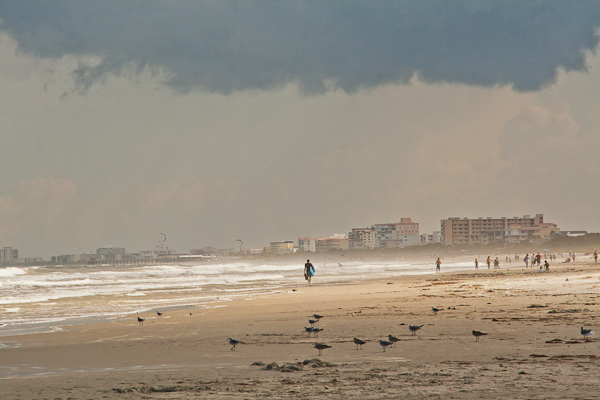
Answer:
1, 1, 600, 94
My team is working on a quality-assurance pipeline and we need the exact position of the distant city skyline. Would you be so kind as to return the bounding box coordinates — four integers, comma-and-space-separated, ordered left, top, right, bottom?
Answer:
3, 212, 590, 261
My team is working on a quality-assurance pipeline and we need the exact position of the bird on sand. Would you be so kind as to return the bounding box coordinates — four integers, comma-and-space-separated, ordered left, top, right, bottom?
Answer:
137, 316, 145, 326
312, 327, 323, 338
308, 319, 318, 326
432, 307, 442, 315
312, 314, 324, 320
387, 335, 400, 347
581, 327, 595, 341
409, 325, 424, 336
472, 330, 487, 342
353, 338, 367, 350
314, 343, 332, 356
378, 340, 393, 352
156, 311, 163, 317
304, 326, 315, 336
227, 337, 241, 351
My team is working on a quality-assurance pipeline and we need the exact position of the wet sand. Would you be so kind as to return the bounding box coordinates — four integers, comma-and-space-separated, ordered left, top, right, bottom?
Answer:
1, 262, 600, 399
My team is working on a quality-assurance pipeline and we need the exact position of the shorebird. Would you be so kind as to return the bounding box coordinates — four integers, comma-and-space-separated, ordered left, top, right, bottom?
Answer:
304, 326, 315, 336
581, 327, 595, 341
353, 338, 367, 350
227, 337, 241, 351
312, 314, 324, 320
472, 330, 487, 342
432, 307, 442, 315
312, 327, 323, 338
314, 343, 332, 356
308, 319, 318, 326
137, 316, 145, 326
409, 325, 424, 336
156, 311, 163, 317
378, 340, 393, 352
387, 335, 400, 347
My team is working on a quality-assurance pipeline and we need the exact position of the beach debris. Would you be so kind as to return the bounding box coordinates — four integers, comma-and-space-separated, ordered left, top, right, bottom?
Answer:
527, 304, 548, 308
388, 335, 400, 347
137, 316, 145, 326
313, 343, 332, 356
545, 338, 564, 344
529, 354, 548, 358
548, 309, 583, 314
409, 325, 424, 336
227, 337, 241, 351
581, 327, 595, 341
303, 358, 334, 367
472, 330, 487, 342
353, 338, 367, 350
378, 340, 393, 352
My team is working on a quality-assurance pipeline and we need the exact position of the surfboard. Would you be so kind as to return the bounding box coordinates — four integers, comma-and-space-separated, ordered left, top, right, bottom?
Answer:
309, 266, 315, 276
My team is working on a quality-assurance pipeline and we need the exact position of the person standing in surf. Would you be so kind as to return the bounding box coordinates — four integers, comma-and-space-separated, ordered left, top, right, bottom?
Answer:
304, 259, 315, 284
435, 258, 441, 274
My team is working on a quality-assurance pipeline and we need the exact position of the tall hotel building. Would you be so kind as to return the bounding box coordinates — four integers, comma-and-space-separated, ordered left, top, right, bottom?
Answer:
441, 214, 559, 246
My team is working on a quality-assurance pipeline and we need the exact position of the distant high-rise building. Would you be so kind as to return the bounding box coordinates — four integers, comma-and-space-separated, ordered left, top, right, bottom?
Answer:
270, 241, 295, 255
373, 218, 419, 248
348, 227, 376, 250
0, 247, 18, 264
298, 237, 318, 253
441, 214, 559, 246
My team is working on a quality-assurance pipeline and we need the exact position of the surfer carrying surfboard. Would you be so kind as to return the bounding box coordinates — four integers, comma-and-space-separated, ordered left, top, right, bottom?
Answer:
304, 259, 315, 284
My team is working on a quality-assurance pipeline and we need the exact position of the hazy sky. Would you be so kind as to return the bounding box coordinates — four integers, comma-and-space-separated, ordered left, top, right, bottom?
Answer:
1, 1, 600, 257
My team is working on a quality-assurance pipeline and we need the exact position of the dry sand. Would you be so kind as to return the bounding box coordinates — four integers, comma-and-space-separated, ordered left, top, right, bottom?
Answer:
2, 262, 600, 399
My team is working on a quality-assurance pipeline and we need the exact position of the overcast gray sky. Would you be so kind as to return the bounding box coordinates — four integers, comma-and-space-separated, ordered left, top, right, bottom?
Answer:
1, 1, 600, 258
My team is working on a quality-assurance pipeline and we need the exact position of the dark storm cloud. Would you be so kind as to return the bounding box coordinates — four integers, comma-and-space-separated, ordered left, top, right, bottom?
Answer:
1, 1, 600, 94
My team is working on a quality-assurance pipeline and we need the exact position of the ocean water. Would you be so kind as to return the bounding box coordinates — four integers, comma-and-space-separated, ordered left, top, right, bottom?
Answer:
0, 258, 481, 337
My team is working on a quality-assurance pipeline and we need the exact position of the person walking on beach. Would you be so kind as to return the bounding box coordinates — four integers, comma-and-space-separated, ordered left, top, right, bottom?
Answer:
524, 254, 529, 268
594, 250, 598, 263
475, 259, 479, 270
544, 260, 550, 272
494, 257, 500, 269
435, 258, 441, 274
486, 256, 491, 270
536, 253, 542, 266
304, 259, 315, 285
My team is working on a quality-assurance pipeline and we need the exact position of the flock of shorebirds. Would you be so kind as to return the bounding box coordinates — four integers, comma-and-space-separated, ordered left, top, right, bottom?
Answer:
138, 308, 595, 355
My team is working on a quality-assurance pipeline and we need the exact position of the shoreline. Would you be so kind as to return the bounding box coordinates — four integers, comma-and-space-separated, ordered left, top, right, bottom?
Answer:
1, 262, 599, 398
0, 258, 592, 338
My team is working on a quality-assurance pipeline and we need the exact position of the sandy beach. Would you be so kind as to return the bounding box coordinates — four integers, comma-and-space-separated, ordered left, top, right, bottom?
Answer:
2, 261, 600, 399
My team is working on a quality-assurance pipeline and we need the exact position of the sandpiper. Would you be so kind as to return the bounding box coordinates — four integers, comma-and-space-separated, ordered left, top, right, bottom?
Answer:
312, 314, 324, 320
472, 330, 487, 342
227, 337, 241, 351
156, 311, 163, 317
353, 338, 367, 350
308, 319, 318, 326
313, 343, 332, 356
581, 327, 595, 341
387, 335, 400, 347
409, 325, 424, 336
137, 316, 145, 326
378, 340, 393, 352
